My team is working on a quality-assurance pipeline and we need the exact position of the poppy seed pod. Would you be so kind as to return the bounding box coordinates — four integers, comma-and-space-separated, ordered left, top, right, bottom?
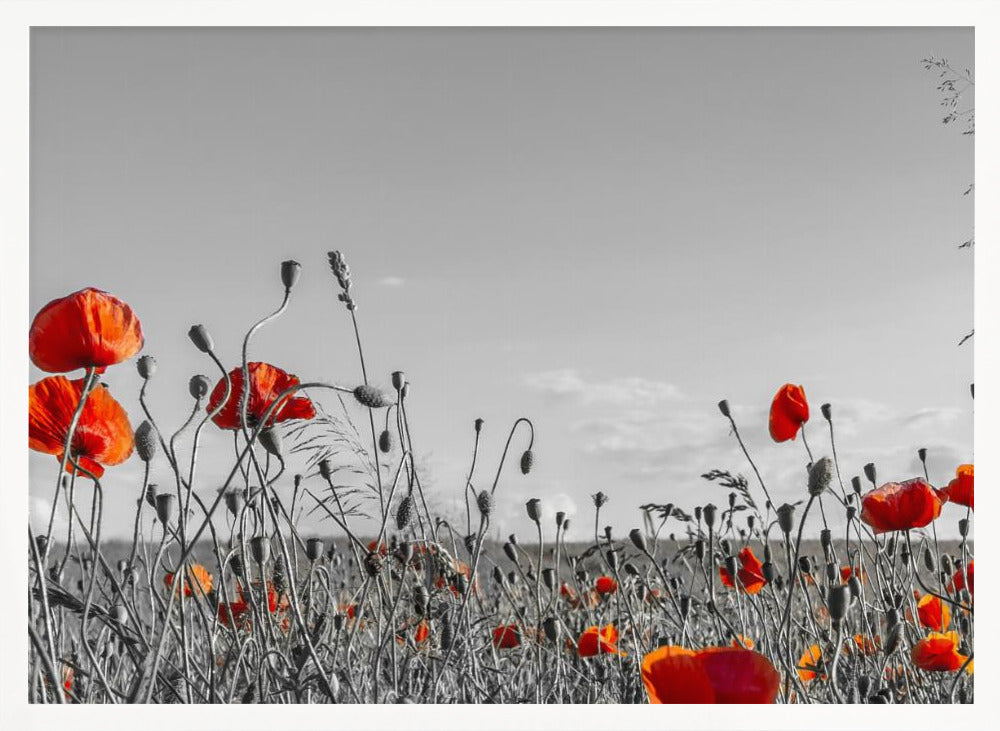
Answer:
187, 324, 214, 353
629, 528, 648, 553
318, 458, 334, 480
703, 503, 717, 529
917, 447, 927, 464
808, 457, 833, 497
363, 551, 383, 577
695, 539, 705, 560
941, 554, 953, 575
777, 503, 796, 535
825, 562, 838, 584
520, 449, 534, 475
846, 505, 857, 521
542, 568, 556, 591
717, 399, 731, 418
923, 547, 936, 572
492, 565, 505, 586
606, 550, 619, 570
851, 476, 862, 495
250, 536, 271, 565
258, 427, 283, 457
135, 420, 157, 463
592, 492, 608, 508
694, 506, 702, 522
847, 576, 862, 602
280, 260, 301, 291
555, 511, 565, 529
958, 518, 970, 537
864, 462, 877, 486
762, 561, 775, 583
137, 355, 157, 380
821, 402, 832, 421
395, 494, 413, 530
154, 493, 174, 526
526, 498, 542, 523
391, 371, 406, 392
798, 556, 812, 574
224, 489, 243, 518
828, 585, 850, 622
375, 427, 393, 453
353, 385, 388, 409
747, 515, 755, 531
474, 417, 484, 433
543, 616, 560, 643
503, 542, 518, 565
306, 538, 324, 562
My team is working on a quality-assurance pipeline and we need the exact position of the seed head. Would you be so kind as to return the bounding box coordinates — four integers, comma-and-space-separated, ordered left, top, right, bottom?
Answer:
474, 418, 484, 433
395, 495, 413, 530
776, 503, 796, 535
592, 492, 608, 509
224, 488, 244, 518
555, 511, 566, 529
520, 449, 534, 475
250, 536, 271, 565
137, 355, 157, 380
353, 385, 388, 409
525, 498, 542, 523
318, 458, 334, 480
391, 371, 406, 392
154, 493, 174, 526
703, 503, 717, 529
917, 447, 927, 464
280, 260, 301, 291
717, 399, 731, 418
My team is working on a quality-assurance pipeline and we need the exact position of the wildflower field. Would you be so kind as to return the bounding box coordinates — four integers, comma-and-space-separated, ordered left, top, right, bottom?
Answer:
27, 255, 974, 704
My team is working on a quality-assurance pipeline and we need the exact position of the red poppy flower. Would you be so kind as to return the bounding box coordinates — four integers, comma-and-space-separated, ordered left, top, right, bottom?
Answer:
237, 581, 283, 612
860, 478, 944, 534
218, 599, 250, 629
768, 384, 809, 442
851, 634, 881, 655
577, 625, 620, 657
207, 362, 316, 430
916, 594, 950, 631
840, 566, 866, 585
367, 540, 388, 556
731, 635, 755, 650
797, 645, 824, 682
492, 624, 521, 649
641, 646, 780, 704
595, 575, 618, 595
29, 376, 134, 478
29, 287, 144, 374
911, 632, 967, 672
163, 564, 214, 598
949, 561, 974, 596
941, 464, 974, 510
718, 547, 767, 594
414, 619, 430, 645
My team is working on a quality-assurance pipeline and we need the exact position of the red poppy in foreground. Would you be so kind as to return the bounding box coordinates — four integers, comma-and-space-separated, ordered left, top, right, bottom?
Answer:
595, 575, 618, 595
911, 631, 967, 672
718, 547, 767, 594
577, 625, 621, 657
941, 464, 974, 510
768, 383, 809, 442
164, 564, 214, 598
207, 362, 316, 430
916, 594, 951, 631
29, 287, 144, 374
949, 561, 974, 596
492, 624, 521, 649
29, 376, 134, 478
641, 646, 780, 704
859, 478, 943, 534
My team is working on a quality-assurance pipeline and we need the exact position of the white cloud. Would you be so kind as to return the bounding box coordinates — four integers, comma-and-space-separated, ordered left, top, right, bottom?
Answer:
524, 369, 680, 406
30, 495, 66, 539
378, 276, 405, 287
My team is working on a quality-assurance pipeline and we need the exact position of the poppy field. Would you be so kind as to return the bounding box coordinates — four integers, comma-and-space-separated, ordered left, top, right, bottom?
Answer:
27, 254, 974, 704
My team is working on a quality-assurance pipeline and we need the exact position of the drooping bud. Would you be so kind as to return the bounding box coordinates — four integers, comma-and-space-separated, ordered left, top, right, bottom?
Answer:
378, 429, 393, 453
258, 427, 283, 457
520, 449, 534, 475
606, 550, 619, 571
717, 399, 731, 418
137, 355, 157, 380
135, 420, 157, 462
542, 568, 556, 591
187, 325, 214, 353
958, 518, 970, 538
280, 260, 301, 291
724, 555, 738, 579
848, 576, 862, 602
923, 547, 936, 572
353, 385, 389, 409
798, 556, 812, 574
629, 528, 648, 553
503, 542, 519, 565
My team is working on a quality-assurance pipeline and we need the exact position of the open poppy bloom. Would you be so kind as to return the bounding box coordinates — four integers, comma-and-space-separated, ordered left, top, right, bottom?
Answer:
941, 464, 974, 510
595, 575, 618, 595
577, 625, 621, 657
840, 566, 866, 585
718, 547, 767, 594
768, 383, 809, 442
641, 645, 780, 704
492, 624, 521, 649
859, 478, 943, 534
164, 564, 214, 598
911, 631, 967, 672
797, 645, 824, 682
949, 561, 974, 596
218, 599, 251, 630
207, 362, 316, 430
850, 634, 881, 655
30, 287, 144, 374
396, 619, 431, 647
916, 594, 951, 631
29, 376, 134, 478
367, 540, 388, 556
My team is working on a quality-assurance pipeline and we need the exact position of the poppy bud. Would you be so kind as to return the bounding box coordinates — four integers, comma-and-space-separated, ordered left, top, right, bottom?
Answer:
717, 399, 731, 418
846, 506, 857, 521
305, 538, 324, 562
187, 324, 214, 353
542, 568, 556, 591
520, 449, 534, 475
135, 420, 157, 463
391, 371, 406, 392
851, 476, 862, 495
280, 260, 301, 291
629, 528, 648, 553
378, 429, 393, 453
250, 536, 271, 565
414, 584, 430, 613
224, 489, 243, 518
155, 493, 174, 526
364, 551, 383, 577
922, 547, 936, 572
189, 374, 211, 401
728, 492, 737, 509
474, 418, 484, 433
606, 550, 619, 571
542, 616, 560, 643
137, 355, 157, 380
555, 511, 565, 529
883, 624, 902, 654
917, 447, 927, 464
230, 554, 244, 579
798, 556, 812, 574
720, 539, 732, 555
958, 518, 969, 538
941, 554, 953, 575
724, 555, 738, 578
885, 536, 896, 558
857, 675, 871, 698
680, 596, 692, 618
695, 539, 705, 560
777, 503, 796, 535
820, 527, 832, 551
808, 457, 833, 497
503, 542, 518, 565
821, 403, 832, 421
258, 427, 282, 457
562, 519, 571, 532
592, 492, 608, 508
694, 506, 702, 522
395, 495, 413, 530
526, 498, 542, 523
703, 503, 717, 529
864, 462, 877, 486
509, 533, 518, 546
318, 458, 334, 480
747, 515, 755, 531
825, 562, 837, 584
848, 576, 862, 601
353, 385, 388, 409
400, 383, 409, 399
828, 585, 850, 622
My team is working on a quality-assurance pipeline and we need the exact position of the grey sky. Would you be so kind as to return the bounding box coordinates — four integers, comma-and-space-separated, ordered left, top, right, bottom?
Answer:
30, 28, 973, 541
